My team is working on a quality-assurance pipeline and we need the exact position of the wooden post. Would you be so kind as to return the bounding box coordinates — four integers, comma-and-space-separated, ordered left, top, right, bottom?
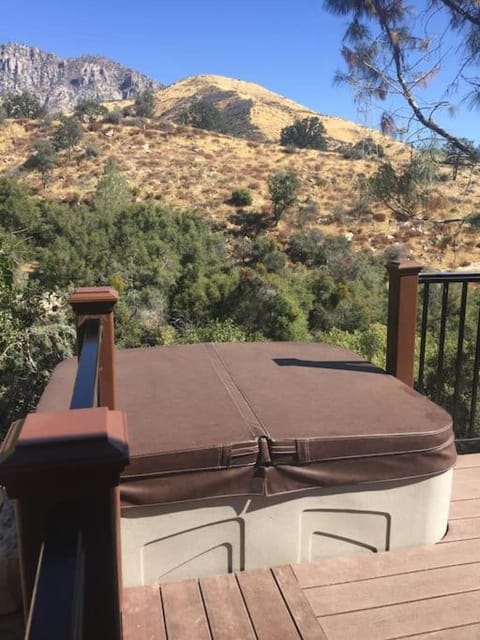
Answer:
69, 287, 118, 410
386, 261, 423, 387
0, 408, 129, 640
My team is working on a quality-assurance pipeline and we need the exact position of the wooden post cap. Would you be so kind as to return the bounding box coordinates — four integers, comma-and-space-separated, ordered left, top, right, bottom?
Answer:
386, 261, 424, 275
0, 408, 129, 480
69, 287, 118, 315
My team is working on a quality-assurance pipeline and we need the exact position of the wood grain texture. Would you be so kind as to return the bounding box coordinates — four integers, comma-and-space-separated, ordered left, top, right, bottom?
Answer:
199, 573, 256, 640
161, 579, 211, 640
305, 562, 480, 617
451, 465, 480, 500
453, 453, 480, 469
123, 586, 166, 640
292, 537, 480, 588
236, 568, 301, 640
272, 565, 327, 640
449, 497, 480, 519
318, 590, 480, 640
441, 517, 480, 543
399, 623, 480, 639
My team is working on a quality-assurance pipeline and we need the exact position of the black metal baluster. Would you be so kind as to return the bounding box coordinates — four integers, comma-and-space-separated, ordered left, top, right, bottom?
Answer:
417, 282, 429, 392
435, 282, 449, 403
452, 282, 468, 435
468, 302, 480, 437
70, 318, 102, 410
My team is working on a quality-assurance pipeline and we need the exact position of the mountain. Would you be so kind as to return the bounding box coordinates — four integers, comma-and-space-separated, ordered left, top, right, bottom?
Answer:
0, 43, 162, 113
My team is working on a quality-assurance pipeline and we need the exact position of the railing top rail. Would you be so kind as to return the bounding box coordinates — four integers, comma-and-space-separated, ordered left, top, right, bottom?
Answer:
70, 318, 102, 410
419, 272, 480, 284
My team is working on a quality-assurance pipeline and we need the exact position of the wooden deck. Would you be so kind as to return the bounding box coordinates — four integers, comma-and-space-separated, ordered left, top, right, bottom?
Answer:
123, 454, 480, 640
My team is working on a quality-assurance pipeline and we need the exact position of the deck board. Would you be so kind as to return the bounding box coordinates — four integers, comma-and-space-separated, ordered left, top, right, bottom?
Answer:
304, 562, 480, 617
199, 573, 256, 640
236, 568, 302, 639
123, 585, 166, 640
161, 579, 212, 640
271, 565, 328, 640
317, 590, 480, 640
123, 453, 480, 640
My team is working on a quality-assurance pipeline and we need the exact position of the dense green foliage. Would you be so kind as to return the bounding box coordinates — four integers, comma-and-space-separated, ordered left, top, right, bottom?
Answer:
1, 91, 45, 119
134, 89, 156, 118
343, 137, 385, 160
53, 116, 83, 153
0, 232, 75, 436
23, 140, 58, 187
280, 117, 327, 150
268, 171, 300, 223
0, 175, 391, 434
1, 169, 478, 440
228, 189, 253, 207
74, 100, 108, 120
177, 99, 228, 134
362, 155, 438, 220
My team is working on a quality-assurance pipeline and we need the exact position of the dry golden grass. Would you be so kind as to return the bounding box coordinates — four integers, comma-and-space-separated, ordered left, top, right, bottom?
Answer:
0, 74, 478, 269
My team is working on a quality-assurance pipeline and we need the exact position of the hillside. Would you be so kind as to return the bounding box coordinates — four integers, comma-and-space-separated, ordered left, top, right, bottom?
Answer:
0, 43, 161, 113
143, 74, 408, 150
0, 111, 478, 269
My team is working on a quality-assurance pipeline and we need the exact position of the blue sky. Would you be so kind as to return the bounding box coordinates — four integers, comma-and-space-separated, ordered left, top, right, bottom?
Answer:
2, 0, 478, 144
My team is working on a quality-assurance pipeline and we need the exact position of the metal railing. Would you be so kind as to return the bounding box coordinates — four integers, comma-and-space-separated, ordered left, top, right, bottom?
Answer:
386, 262, 480, 450
26, 507, 85, 640
416, 272, 480, 444
70, 318, 102, 410
26, 318, 103, 640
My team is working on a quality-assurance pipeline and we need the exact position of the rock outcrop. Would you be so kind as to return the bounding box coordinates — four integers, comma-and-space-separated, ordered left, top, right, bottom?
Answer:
0, 43, 162, 113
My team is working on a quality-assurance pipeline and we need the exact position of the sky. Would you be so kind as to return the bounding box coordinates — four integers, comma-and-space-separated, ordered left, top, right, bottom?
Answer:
1, 0, 478, 145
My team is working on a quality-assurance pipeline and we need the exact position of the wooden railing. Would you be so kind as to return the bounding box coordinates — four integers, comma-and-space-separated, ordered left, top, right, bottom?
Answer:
387, 262, 480, 447
0, 287, 128, 640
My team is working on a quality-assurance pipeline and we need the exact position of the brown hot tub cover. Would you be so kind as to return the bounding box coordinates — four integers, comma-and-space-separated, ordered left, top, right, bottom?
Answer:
37, 342, 456, 506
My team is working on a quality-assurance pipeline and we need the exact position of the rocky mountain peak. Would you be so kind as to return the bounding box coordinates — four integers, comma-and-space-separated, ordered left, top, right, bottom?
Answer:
0, 43, 162, 113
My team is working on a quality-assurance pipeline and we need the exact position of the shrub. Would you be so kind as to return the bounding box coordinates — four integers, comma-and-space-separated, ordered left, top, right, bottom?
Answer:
268, 171, 300, 223
74, 100, 108, 120
343, 137, 385, 160
228, 189, 253, 207
53, 116, 83, 154
23, 140, 57, 187
176, 100, 228, 134
280, 117, 327, 150
1, 91, 45, 119
84, 144, 101, 159
134, 89, 156, 118
103, 110, 123, 125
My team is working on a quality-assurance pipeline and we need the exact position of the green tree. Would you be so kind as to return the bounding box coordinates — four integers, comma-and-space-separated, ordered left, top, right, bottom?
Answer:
177, 99, 227, 133
94, 161, 132, 217
343, 137, 385, 160
226, 268, 310, 341
134, 89, 156, 118
0, 234, 75, 437
1, 91, 45, 119
23, 140, 57, 188
442, 139, 479, 180
280, 117, 327, 150
324, 0, 480, 159
74, 99, 108, 120
53, 116, 83, 157
363, 154, 439, 221
268, 171, 300, 224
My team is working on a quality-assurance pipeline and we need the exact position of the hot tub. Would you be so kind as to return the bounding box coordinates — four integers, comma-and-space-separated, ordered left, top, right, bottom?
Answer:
37, 342, 456, 586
